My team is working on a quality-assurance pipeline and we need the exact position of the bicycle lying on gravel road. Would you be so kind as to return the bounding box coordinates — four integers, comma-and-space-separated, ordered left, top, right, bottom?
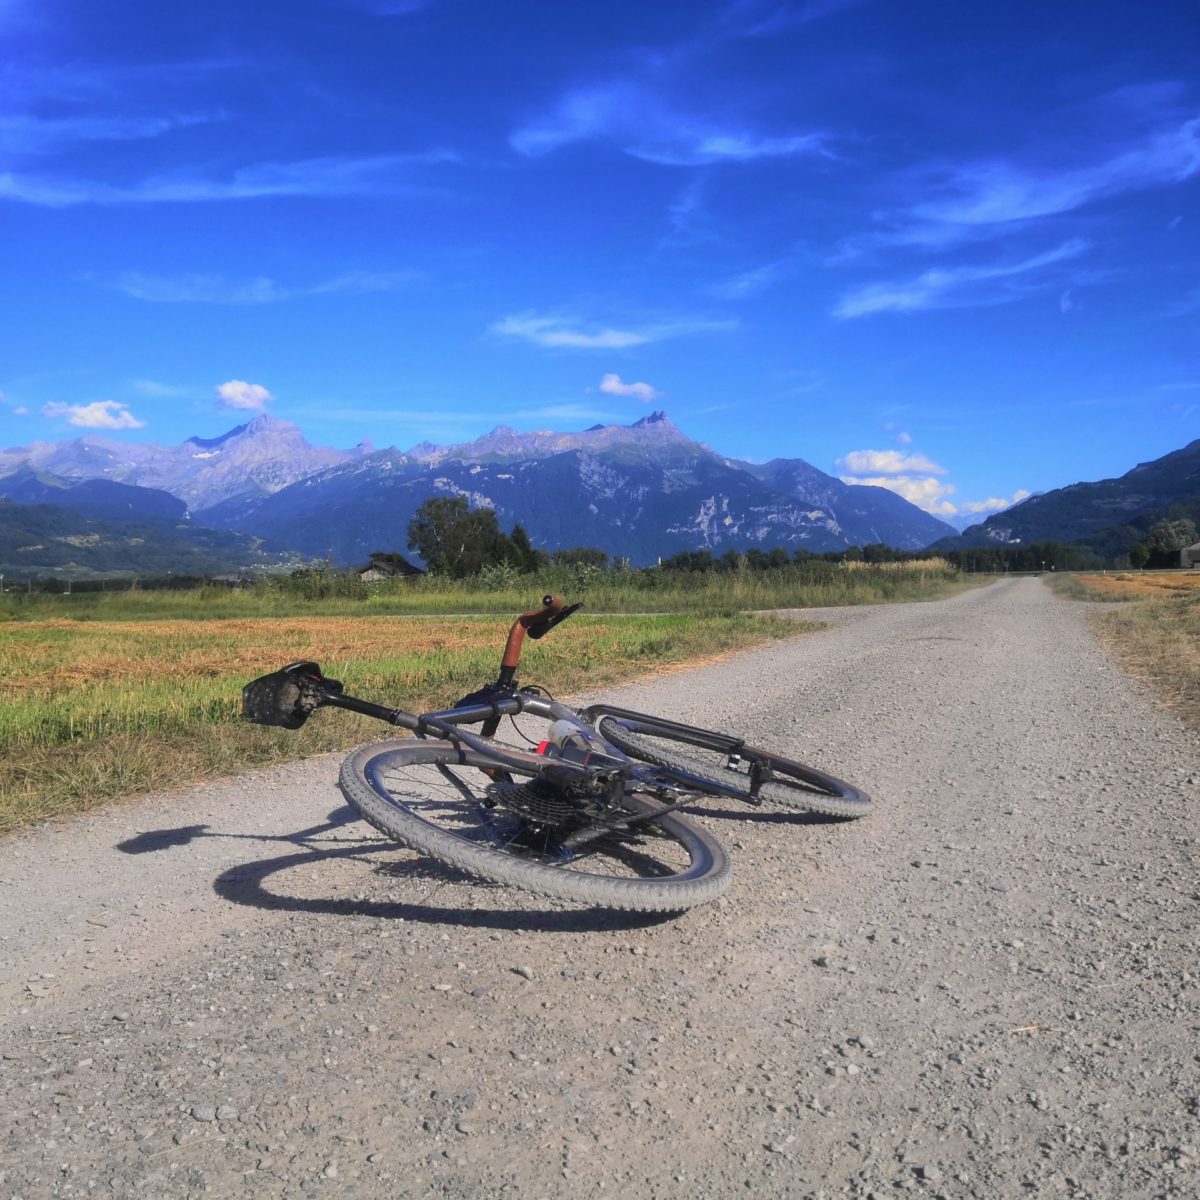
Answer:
242, 596, 870, 913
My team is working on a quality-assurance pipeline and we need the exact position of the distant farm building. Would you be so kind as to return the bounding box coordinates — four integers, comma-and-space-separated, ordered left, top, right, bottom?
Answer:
356, 553, 424, 581
1180, 541, 1200, 569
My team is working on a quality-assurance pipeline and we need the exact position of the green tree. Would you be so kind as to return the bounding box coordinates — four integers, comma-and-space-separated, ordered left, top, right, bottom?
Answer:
509, 523, 545, 572
407, 497, 514, 578
1144, 518, 1197, 566
552, 547, 609, 568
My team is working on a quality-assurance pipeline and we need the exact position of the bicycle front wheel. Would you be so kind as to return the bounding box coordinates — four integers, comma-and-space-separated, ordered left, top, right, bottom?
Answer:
590, 711, 871, 820
339, 739, 730, 912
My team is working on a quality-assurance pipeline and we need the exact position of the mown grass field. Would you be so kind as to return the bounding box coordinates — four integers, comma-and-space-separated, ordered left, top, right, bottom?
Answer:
0, 561, 973, 834
1053, 571, 1200, 731
0, 611, 805, 834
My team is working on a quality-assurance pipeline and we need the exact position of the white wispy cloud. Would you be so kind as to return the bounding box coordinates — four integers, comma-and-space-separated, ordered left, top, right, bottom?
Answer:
512, 402, 614, 422
910, 117, 1200, 230
661, 177, 722, 249
0, 112, 219, 157
720, 0, 869, 37
492, 312, 736, 350
510, 80, 828, 167
843, 473, 958, 517
216, 380, 274, 411
111, 269, 414, 304
708, 260, 790, 300
350, 0, 435, 13
833, 238, 1090, 319
597, 373, 663, 401
1162, 286, 1200, 317
961, 489, 1032, 515
829, 111, 1200, 257
131, 379, 189, 398
836, 448, 947, 476
42, 400, 146, 430
0, 151, 457, 208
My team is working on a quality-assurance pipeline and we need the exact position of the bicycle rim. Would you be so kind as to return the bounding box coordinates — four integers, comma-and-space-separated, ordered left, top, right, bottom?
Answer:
594, 715, 872, 820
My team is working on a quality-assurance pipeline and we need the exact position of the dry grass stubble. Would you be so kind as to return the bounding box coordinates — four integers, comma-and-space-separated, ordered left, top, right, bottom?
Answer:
1056, 572, 1200, 731
1, 612, 809, 834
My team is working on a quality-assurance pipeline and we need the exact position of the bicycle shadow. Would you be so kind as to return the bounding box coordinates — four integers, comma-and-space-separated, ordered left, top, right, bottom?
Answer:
683, 802, 850, 826
116, 807, 675, 933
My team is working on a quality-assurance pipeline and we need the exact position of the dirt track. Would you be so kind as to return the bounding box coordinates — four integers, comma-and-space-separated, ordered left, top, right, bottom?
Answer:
1, 578, 1196, 1198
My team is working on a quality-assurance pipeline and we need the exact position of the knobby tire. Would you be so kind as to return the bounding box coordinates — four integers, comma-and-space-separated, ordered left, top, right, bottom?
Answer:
592, 713, 871, 820
339, 739, 730, 912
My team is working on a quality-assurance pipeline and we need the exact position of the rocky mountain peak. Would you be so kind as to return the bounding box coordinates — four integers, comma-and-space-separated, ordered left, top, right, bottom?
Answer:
631, 410, 671, 429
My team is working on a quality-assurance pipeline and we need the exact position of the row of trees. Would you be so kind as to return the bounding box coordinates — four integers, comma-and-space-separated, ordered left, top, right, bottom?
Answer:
403, 498, 1189, 579
655, 543, 933, 572
940, 542, 1103, 573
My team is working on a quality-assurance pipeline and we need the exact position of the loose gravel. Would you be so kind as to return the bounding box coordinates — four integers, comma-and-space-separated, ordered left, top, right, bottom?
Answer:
0, 578, 1196, 1198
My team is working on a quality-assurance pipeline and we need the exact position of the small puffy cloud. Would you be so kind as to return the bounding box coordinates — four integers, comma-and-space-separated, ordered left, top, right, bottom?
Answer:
835, 448, 947, 476
598, 373, 663, 401
217, 379, 274, 411
961, 489, 1032, 515
843, 473, 958, 517
895, 430, 913, 445
42, 399, 146, 429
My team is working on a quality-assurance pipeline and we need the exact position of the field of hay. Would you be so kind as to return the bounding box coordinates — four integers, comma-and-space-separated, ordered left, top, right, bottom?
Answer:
1057, 572, 1200, 731
1068, 571, 1200, 601
0, 611, 804, 834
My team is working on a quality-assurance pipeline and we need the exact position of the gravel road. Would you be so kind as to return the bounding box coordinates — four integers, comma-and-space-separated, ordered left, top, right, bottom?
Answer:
1, 578, 1196, 1199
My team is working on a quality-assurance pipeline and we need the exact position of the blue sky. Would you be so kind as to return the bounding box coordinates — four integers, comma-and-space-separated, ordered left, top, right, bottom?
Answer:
1, 0, 1197, 526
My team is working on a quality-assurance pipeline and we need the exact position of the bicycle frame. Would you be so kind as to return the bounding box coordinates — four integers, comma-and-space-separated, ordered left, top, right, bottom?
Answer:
242, 593, 768, 805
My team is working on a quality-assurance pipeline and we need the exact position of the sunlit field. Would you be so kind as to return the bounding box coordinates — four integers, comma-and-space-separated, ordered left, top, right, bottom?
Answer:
1053, 572, 1200, 732
0, 611, 803, 834
0, 559, 976, 834
1061, 571, 1200, 601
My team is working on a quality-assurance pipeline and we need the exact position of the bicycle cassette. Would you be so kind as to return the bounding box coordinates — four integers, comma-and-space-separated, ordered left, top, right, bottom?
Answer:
485, 778, 590, 827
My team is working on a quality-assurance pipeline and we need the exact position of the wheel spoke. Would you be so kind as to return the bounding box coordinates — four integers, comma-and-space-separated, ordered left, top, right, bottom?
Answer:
342, 738, 731, 910
378, 760, 696, 880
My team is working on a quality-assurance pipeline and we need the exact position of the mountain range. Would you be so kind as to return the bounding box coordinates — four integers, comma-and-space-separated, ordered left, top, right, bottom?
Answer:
935, 437, 1200, 559
3, 413, 1197, 578
0, 413, 955, 574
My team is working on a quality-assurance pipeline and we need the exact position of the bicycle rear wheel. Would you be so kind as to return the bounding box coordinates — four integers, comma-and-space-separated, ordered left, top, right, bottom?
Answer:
590, 710, 871, 820
339, 739, 730, 912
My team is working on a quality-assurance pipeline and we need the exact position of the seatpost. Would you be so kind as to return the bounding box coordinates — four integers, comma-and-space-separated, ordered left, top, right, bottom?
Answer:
481, 596, 580, 738
496, 595, 564, 686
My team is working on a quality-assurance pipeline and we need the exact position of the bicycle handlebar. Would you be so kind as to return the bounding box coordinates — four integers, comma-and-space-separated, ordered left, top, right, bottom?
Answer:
498, 594, 582, 681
